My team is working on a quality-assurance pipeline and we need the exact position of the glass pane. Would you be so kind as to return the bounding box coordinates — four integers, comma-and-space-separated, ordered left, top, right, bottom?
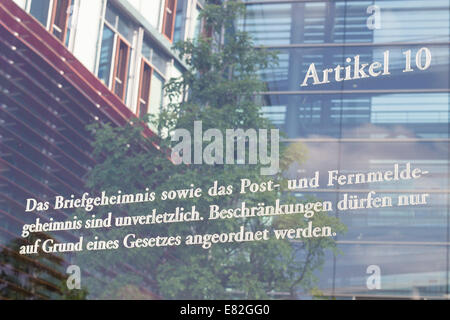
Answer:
151, 47, 169, 74
163, 0, 176, 39
65, 2, 74, 47
97, 25, 115, 86
283, 138, 449, 298
259, 45, 449, 92
142, 37, 152, 61
105, 1, 118, 27
260, 93, 449, 139
52, 0, 71, 41
106, 2, 135, 43
240, 0, 450, 46
114, 40, 130, 100
149, 72, 164, 115
118, 17, 133, 44
30, 0, 51, 26
142, 36, 170, 74
117, 42, 128, 80
173, 0, 185, 42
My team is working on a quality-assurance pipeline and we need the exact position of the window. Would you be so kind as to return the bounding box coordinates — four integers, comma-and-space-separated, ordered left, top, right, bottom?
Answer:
112, 38, 130, 101
137, 61, 153, 118
98, 3, 137, 102
173, 0, 185, 42
105, 2, 134, 43
136, 60, 165, 131
29, 0, 72, 45
149, 72, 164, 116
30, 0, 51, 26
50, 0, 71, 43
138, 36, 167, 121
98, 25, 115, 86
142, 36, 170, 75
162, 0, 177, 41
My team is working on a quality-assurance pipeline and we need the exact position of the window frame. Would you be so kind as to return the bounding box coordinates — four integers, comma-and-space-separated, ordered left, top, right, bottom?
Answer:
111, 35, 131, 102
162, 0, 178, 42
136, 57, 153, 118
136, 54, 167, 118
100, 3, 138, 103
49, 0, 72, 44
28, 0, 73, 45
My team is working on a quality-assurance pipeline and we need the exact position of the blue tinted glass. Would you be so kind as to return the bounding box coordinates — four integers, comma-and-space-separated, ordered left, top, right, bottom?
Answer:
247, 0, 450, 299
30, 0, 50, 26
142, 36, 170, 74
258, 45, 449, 92
97, 25, 115, 86
242, 0, 449, 45
142, 38, 152, 60
149, 72, 165, 114
173, 0, 185, 42
65, 5, 74, 47
118, 18, 133, 43
106, 2, 135, 43
152, 47, 169, 74
261, 93, 449, 138
105, 2, 118, 27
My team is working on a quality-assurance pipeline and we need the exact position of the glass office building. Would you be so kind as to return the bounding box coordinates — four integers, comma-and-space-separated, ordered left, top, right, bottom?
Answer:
240, 0, 449, 299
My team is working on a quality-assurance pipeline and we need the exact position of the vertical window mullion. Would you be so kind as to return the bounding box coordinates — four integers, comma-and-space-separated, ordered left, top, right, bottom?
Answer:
137, 59, 145, 117
49, 0, 57, 33
46, 0, 54, 29
108, 33, 118, 89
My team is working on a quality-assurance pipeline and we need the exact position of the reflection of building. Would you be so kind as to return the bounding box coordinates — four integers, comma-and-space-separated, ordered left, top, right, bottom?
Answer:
0, 0, 204, 299
0, 233, 71, 299
241, 0, 449, 299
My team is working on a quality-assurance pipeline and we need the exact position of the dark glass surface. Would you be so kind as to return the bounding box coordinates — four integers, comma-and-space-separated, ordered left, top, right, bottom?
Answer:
29, 0, 50, 26
245, 0, 450, 299
97, 25, 115, 86
241, 0, 449, 46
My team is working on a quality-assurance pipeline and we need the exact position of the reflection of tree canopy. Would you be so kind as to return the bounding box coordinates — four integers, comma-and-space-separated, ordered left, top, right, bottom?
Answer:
74, 0, 346, 300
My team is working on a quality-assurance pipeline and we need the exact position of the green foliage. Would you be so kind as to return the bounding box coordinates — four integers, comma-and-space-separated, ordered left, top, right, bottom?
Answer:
80, 0, 346, 300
